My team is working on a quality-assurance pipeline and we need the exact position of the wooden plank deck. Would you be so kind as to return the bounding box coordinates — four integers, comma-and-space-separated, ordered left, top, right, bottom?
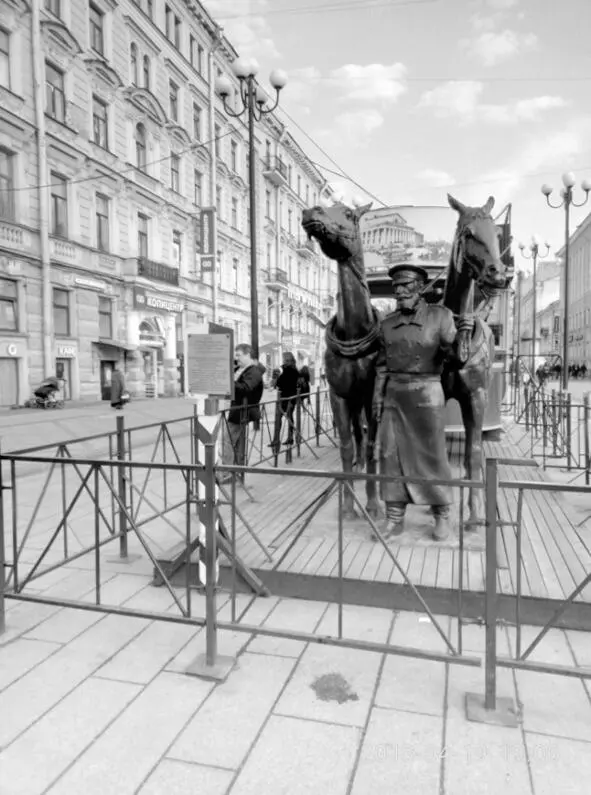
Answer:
206, 424, 591, 627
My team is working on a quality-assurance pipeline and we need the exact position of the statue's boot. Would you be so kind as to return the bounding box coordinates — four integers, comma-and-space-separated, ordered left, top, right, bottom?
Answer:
431, 505, 451, 542
383, 502, 406, 539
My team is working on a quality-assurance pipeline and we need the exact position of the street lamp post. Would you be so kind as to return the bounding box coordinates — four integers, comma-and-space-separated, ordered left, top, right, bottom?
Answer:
518, 236, 550, 363
541, 173, 591, 390
216, 59, 287, 361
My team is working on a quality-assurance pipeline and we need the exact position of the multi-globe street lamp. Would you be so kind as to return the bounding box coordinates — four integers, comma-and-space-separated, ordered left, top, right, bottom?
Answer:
216, 58, 288, 360
518, 236, 550, 364
541, 172, 591, 390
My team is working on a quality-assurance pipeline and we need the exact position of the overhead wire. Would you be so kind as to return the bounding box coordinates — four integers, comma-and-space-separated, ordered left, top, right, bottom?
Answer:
214, 0, 437, 21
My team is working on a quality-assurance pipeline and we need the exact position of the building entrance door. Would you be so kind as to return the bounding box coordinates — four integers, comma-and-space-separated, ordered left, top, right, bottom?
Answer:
55, 359, 71, 400
100, 361, 115, 401
0, 358, 18, 407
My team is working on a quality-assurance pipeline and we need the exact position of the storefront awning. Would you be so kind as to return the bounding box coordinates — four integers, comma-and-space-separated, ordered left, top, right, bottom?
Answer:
93, 339, 138, 352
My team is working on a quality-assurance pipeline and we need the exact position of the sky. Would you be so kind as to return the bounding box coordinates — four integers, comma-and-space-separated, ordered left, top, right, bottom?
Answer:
204, 0, 591, 269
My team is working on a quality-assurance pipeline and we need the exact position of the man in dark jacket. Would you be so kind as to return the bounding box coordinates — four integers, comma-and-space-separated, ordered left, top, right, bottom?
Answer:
110, 365, 126, 410
222, 343, 264, 475
275, 352, 300, 446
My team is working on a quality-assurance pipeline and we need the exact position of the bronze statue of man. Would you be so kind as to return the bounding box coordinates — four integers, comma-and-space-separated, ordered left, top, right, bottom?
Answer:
373, 264, 470, 542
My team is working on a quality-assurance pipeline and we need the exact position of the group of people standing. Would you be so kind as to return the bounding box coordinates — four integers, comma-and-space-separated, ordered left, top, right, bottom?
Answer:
221, 345, 312, 477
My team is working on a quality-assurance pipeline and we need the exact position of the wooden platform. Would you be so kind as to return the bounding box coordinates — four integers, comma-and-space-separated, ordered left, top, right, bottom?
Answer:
162, 425, 591, 629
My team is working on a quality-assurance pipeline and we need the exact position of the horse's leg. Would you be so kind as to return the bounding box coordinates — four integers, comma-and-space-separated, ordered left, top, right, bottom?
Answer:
363, 395, 380, 518
458, 384, 486, 525
330, 390, 357, 519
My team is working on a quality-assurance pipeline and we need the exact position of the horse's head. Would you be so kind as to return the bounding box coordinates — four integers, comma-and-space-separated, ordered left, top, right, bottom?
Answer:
448, 194, 507, 295
301, 202, 372, 262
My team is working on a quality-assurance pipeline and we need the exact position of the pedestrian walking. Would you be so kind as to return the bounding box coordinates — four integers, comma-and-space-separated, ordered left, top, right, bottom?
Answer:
110, 364, 127, 410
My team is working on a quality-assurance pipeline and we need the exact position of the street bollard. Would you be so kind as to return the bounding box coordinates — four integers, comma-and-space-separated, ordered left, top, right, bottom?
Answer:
296, 389, 302, 458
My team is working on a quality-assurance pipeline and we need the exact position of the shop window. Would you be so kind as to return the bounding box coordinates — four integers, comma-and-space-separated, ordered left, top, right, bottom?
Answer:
50, 173, 68, 237
0, 277, 18, 331
98, 296, 113, 338
53, 288, 70, 336
92, 96, 108, 149
0, 148, 15, 220
55, 359, 71, 400
45, 61, 65, 122
89, 3, 105, 56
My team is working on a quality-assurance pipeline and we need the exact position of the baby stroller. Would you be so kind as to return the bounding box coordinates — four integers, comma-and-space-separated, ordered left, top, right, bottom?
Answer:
28, 377, 65, 409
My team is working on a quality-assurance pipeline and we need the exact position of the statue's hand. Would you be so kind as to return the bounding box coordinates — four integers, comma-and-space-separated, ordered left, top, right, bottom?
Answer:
456, 313, 475, 334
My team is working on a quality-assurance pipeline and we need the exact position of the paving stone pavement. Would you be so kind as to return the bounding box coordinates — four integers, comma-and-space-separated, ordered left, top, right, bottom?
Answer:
1, 564, 591, 794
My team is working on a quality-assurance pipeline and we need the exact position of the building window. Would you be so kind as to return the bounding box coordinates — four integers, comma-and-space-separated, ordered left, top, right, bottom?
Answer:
45, 62, 65, 122
197, 43, 205, 76
165, 5, 181, 47
297, 175, 301, 196
50, 173, 68, 237
216, 186, 222, 217
266, 243, 272, 269
89, 3, 105, 56
194, 169, 202, 206
135, 123, 146, 171
231, 140, 237, 172
189, 34, 197, 67
0, 28, 9, 90
288, 208, 293, 233
53, 288, 70, 336
172, 229, 182, 267
232, 258, 239, 293
0, 149, 15, 220
165, 4, 173, 38
192, 103, 201, 140
142, 55, 150, 89
265, 189, 271, 219
138, 213, 148, 258
170, 153, 180, 192
130, 43, 138, 85
146, 0, 153, 18
96, 193, 109, 251
0, 277, 17, 331
214, 124, 221, 157
92, 96, 108, 148
45, 0, 62, 18
231, 197, 238, 229
169, 80, 179, 121
98, 296, 112, 339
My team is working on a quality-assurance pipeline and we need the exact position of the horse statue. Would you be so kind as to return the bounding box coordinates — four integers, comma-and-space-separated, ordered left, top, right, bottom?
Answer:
441, 194, 509, 523
301, 201, 380, 520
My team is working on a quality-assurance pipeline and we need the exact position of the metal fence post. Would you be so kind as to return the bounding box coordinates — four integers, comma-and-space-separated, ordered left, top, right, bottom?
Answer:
295, 389, 302, 458
566, 392, 573, 471
186, 413, 235, 682
465, 457, 518, 727
0, 443, 5, 635
116, 416, 128, 559
584, 395, 590, 486
315, 387, 321, 447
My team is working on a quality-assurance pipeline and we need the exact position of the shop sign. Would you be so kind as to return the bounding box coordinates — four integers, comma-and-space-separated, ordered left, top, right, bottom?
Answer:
134, 287, 184, 314
200, 207, 216, 256
6, 343, 18, 356
57, 345, 76, 358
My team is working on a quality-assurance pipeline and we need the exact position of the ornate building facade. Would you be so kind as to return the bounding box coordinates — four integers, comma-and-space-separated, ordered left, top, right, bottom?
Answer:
0, 0, 336, 406
557, 211, 591, 369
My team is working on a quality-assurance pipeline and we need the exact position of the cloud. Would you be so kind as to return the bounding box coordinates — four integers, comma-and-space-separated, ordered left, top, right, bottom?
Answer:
463, 29, 537, 65
318, 109, 384, 149
418, 81, 567, 125
327, 63, 407, 104
204, 0, 281, 60
485, 0, 519, 9
417, 169, 456, 188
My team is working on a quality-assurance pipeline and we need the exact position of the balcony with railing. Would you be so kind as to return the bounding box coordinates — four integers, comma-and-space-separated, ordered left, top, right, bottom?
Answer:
136, 257, 180, 286
262, 156, 289, 187
264, 268, 289, 289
